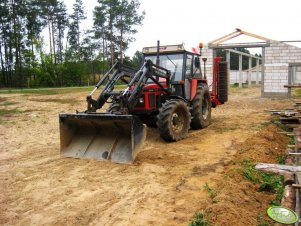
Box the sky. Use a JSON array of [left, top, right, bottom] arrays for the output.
[[63, 0, 301, 56]]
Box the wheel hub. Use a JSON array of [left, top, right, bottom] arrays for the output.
[[171, 112, 184, 132]]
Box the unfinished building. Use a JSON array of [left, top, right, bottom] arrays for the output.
[[201, 29, 301, 98]]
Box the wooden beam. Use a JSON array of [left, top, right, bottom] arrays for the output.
[[288, 153, 301, 156], [210, 43, 270, 49], [226, 49, 262, 59], [255, 163, 301, 174], [284, 84, 301, 88], [215, 33, 242, 45], [209, 30, 240, 45], [292, 184, 301, 188], [239, 29, 271, 41]]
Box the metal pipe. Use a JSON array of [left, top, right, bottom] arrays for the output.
[[156, 40, 160, 66]]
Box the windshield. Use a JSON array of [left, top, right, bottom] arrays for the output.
[[144, 54, 184, 81]]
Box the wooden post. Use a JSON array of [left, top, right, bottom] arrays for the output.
[[239, 54, 242, 88]]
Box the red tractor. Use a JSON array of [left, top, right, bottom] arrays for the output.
[[59, 42, 228, 163]]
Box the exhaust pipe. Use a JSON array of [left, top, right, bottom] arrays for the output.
[[59, 113, 146, 164]]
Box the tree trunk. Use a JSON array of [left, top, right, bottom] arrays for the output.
[[8, 30, 13, 87], [0, 40, 6, 87], [109, 21, 114, 66], [58, 29, 63, 64], [120, 29, 123, 63], [31, 37, 35, 80], [51, 20, 56, 64], [76, 19, 80, 62], [48, 14, 53, 63]]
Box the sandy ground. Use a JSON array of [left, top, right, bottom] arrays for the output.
[[0, 86, 294, 225]]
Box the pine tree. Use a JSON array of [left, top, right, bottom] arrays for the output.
[[68, 0, 86, 62], [115, 0, 145, 63], [93, 0, 145, 65], [53, 1, 68, 64]]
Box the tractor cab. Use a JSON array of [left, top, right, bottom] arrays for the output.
[[142, 43, 202, 82], [138, 43, 204, 105]]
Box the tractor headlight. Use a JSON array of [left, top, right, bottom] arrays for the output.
[[139, 97, 144, 104]]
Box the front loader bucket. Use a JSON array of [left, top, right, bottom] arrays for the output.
[[59, 113, 146, 164]]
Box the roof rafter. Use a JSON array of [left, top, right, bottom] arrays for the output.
[[209, 28, 271, 47]]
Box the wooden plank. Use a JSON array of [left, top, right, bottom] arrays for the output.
[[209, 30, 240, 44], [288, 153, 301, 156], [292, 184, 301, 188], [264, 109, 295, 112], [216, 33, 241, 44], [284, 84, 301, 88], [255, 163, 301, 174], [240, 29, 271, 41], [286, 124, 301, 129], [279, 132, 294, 136]]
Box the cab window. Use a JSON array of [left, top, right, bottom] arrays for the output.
[[185, 54, 193, 77]]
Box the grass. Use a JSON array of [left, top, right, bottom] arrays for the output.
[[213, 125, 239, 134], [204, 183, 217, 200], [276, 154, 286, 164], [0, 108, 33, 116], [0, 96, 18, 106], [0, 97, 7, 102], [0, 85, 127, 95], [189, 212, 209, 226], [0, 108, 34, 124], [0, 101, 17, 106], [28, 98, 80, 105], [257, 213, 273, 226], [239, 159, 284, 206], [292, 88, 301, 98]]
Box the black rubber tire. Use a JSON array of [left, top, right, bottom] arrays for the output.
[[190, 83, 212, 129], [217, 62, 228, 103], [106, 102, 121, 113], [157, 100, 191, 142]]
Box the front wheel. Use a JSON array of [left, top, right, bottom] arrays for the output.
[[106, 102, 121, 113], [157, 100, 191, 142]]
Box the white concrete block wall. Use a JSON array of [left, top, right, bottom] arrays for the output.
[[264, 40, 301, 97], [229, 71, 260, 84]]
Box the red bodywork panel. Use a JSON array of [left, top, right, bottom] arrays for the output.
[[132, 83, 167, 111]]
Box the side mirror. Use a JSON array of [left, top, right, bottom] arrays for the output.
[[194, 57, 201, 68]]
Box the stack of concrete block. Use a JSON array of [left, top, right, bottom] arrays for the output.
[[264, 40, 301, 98], [201, 44, 213, 89]]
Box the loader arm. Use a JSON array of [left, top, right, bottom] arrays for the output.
[[86, 61, 136, 112], [124, 60, 171, 110]]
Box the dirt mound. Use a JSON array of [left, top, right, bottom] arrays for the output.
[[235, 124, 288, 163], [203, 125, 288, 226]]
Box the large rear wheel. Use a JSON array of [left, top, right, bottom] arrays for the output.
[[190, 83, 212, 129], [157, 100, 191, 142]]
